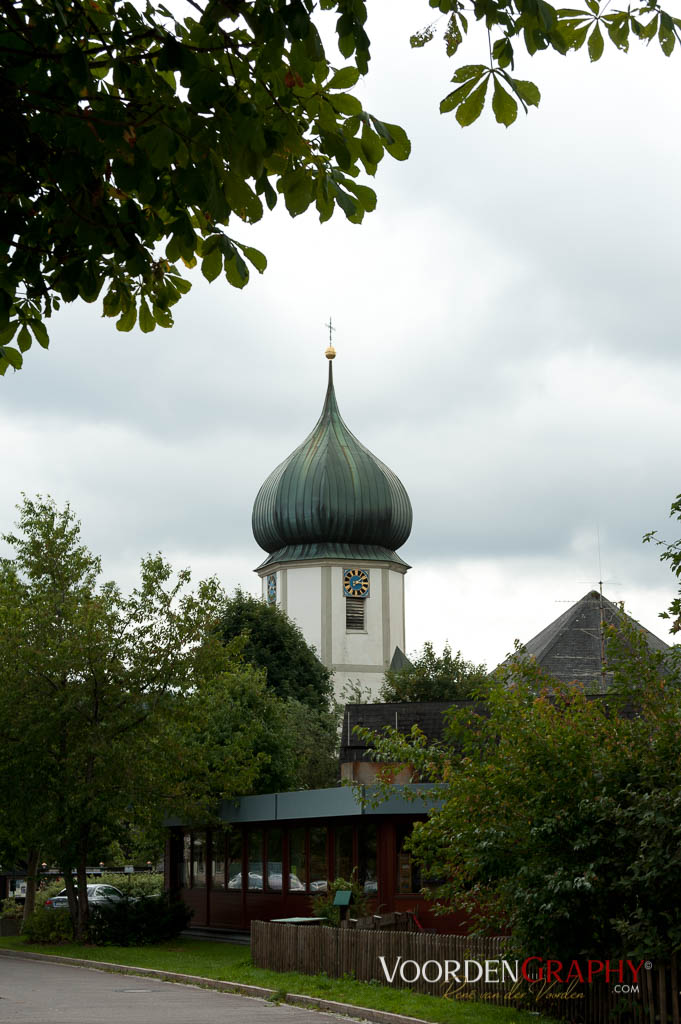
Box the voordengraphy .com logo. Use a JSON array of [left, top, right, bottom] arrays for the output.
[[378, 956, 650, 1001]]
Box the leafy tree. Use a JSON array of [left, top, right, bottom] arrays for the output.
[[177, 652, 338, 800], [0, 496, 271, 938], [2, 0, 677, 374], [258, 696, 340, 790], [379, 640, 487, 702], [217, 588, 333, 710], [216, 590, 339, 787], [365, 661, 681, 960], [0, 0, 409, 374]]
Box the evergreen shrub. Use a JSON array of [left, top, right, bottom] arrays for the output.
[[22, 906, 74, 943], [0, 897, 24, 920], [86, 893, 192, 946]]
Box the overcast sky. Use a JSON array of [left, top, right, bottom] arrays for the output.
[[3, 1, 681, 669]]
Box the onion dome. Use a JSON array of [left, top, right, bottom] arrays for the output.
[[253, 353, 412, 569]]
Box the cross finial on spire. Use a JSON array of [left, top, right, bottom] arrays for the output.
[[325, 316, 336, 360]]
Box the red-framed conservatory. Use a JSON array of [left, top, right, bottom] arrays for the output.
[[165, 785, 468, 933]]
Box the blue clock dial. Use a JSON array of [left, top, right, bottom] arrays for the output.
[[343, 568, 370, 598]]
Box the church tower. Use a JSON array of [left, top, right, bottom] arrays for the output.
[[252, 345, 413, 698]]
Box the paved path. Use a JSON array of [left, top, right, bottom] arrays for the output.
[[0, 957, 344, 1024]]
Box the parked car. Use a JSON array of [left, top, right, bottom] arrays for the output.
[[227, 871, 263, 890], [265, 873, 306, 892], [226, 872, 306, 892], [45, 884, 125, 909]]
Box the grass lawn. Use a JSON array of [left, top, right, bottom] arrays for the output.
[[0, 935, 551, 1024]]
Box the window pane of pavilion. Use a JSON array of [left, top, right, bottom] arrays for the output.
[[192, 832, 206, 888], [266, 829, 283, 891], [334, 824, 353, 881], [212, 831, 225, 889], [227, 830, 243, 890], [396, 824, 420, 894], [247, 830, 263, 890], [309, 827, 327, 892], [358, 823, 377, 895], [289, 828, 306, 891], [181, 833, 191, 887]]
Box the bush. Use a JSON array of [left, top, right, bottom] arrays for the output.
[[86, 893, 192, 946], [0, 897, 24, 920], [37, 879, 67, 904], [22, 906, 74, 943], [97, 872, 164, 899], [312, 874, 370, 927]]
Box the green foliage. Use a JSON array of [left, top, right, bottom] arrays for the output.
[[251, 697, 340, 792], [367, 655, 681, 960], [0, 496, 289, 936], [3, 0, 677, 371], [97, 873, 164, 899], [0, 898, 24, 921], [426, 0, 681, 127], [605, 604, 679, 696], [218, 589, 333, 710], [175, 661, 337, 806], [23, 892, 190, 945], [0, 0, 410, 373], [379, 641, 488, 702], [212, 591, 340, 791], [312, 873, 371, 926], [86, 894, 192, 946], [22, 906, 74, 944], [172, 660, 279, 821]]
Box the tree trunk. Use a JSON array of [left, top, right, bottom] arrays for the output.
[[21, 847, 40, 928], [62, 866, 79, 935], [75, 855, 88, 941], [74, 826, 91, 942]]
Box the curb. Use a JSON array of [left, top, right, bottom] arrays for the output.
[[0, 949, 429, 1024]]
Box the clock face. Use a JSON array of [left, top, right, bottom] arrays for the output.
[[343, 568, 370, 598], [267, 574, 277, 605]]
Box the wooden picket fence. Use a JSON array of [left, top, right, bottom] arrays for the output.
[[251, 921, 680, 1023]]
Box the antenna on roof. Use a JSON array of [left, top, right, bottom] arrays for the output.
[[597, 525, 606, 693], [576, 526, 621, 693]]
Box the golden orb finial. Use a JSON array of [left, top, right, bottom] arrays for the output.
[[325, 344, 336, 360]]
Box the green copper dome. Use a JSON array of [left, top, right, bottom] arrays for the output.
[[252, 361, 412, 567]]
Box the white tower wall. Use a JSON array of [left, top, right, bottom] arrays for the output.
[[260, 560, 406, 701]]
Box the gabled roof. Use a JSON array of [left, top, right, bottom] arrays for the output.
[[520, 590, 669, 691]]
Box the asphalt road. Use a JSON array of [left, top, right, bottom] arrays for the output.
[[0, 957, 344, 1024]]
